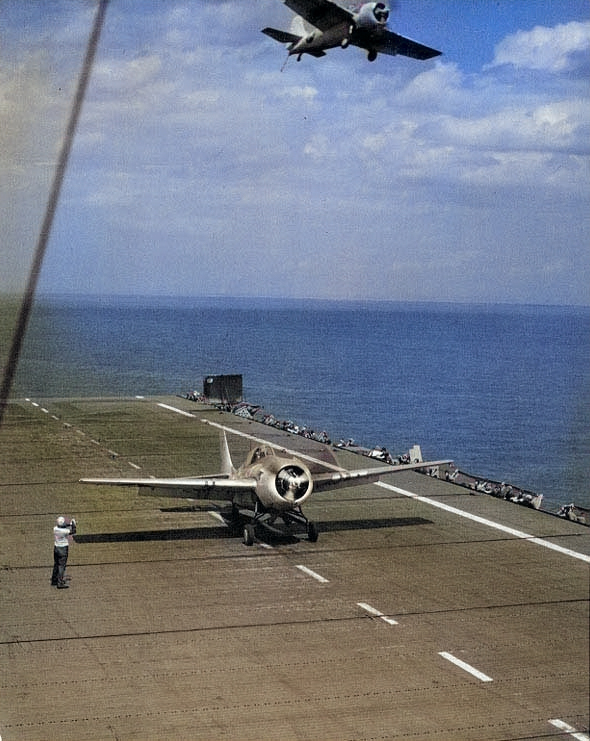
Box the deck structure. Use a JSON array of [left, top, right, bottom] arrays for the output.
[[1, 396, 588, 740]]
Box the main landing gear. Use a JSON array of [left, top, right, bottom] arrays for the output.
[[243, 522, 256, 547], [341, 23, 355, 49], [238, 503, 319, 546]]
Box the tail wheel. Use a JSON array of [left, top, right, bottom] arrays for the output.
[[243, 523, 256, 546], [307, 521, 319, 543]]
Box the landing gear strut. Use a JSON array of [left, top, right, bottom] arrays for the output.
[[342, 23, 355, 49], [240, 503, 319, 546], [242, 501, 266, 546], [307, 520, 319, 543], [284, 507, 319, 543]]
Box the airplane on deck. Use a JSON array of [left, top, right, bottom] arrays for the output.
[[81, 428, 451, 545], [262, 0, 441, 65]]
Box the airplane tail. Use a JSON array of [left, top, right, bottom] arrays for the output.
[[261, 27, 301, 45], [220, 431, 236, 476]]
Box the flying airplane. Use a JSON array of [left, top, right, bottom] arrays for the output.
[[262, 0, 441, 65], [81, 427, 450, 545]]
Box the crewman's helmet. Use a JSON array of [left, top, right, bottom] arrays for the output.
[[56, 516, 66, 526]]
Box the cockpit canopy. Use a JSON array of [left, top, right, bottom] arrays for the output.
[[244, 445, 277, 466]]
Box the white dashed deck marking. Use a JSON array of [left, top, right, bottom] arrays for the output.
[[439, 652, 493, 682], [357, 602, 398, 625], [548, 719, 590, 740], [295, 565, 329, 583]]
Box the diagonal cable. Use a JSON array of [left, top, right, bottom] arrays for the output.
[[0, 0, 110, 426]]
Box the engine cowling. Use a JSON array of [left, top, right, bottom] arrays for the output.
[[353, 2, 390, 30], [255, 460, 314, 511]]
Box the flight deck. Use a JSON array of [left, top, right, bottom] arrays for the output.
[[1, 395, 588, 740]]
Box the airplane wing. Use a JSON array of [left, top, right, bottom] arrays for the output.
[[312, 459, 452, 493], [358, 28, 442, 60], [284, 0, 351, 31], [80, 476, 257, 500]]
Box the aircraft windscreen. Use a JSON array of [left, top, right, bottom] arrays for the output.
[[248, 446, 276, 464]]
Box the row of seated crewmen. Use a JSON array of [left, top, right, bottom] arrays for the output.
[[184, 393, 422, 463]]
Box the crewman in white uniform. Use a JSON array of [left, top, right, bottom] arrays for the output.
[[51, 516, 76, 588]]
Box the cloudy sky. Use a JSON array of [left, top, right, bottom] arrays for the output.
[[2, 0, 589, 304]]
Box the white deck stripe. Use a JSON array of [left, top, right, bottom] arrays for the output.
[[296, 565, 329, 583], [357, 602, 398, 625], [439, 652, 493, 682], [549, 719, 590, 741], [377, 482, 590, 564], [203, 419, 590, 564], [157, 403, 195, 417]]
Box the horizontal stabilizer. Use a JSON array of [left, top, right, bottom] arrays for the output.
[[262, 27, 301, 44]]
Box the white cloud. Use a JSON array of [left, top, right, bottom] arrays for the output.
[[489, 20, 590, 73], [434, 98, 589, 154], [303, 133, 336, 159], [278, 84, 318, 101], [0, 52, 75, 292], [94, 55, 163, 92]]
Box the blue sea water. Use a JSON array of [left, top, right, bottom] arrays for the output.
[[13, 295, 590, 510]]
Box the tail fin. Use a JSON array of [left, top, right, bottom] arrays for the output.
[[220, 432, 236, 476]]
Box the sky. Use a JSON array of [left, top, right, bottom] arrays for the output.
[[1, 0, 589, 305]]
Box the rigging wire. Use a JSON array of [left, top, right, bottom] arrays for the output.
[[0, 0, 110, 427]]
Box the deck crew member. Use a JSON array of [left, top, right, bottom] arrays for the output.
[[51, 516, 76, 588]]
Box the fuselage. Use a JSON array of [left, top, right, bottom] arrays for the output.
[[288, 2, 390, 58], [289, 22, 350, 56]]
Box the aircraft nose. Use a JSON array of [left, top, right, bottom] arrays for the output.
[[375, 3, 389, 23], [276, 466, 311, 503]]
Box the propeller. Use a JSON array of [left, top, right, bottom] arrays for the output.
[[373, 2, 389, 23], [276, 466, 311, 502]]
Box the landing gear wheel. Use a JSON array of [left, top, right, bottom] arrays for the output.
[[307, 521, 319, 543], [243, 523, 256, 546], [367, 50, 377, 62]]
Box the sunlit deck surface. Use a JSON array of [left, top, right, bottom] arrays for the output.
[[1, 396, 588, 741]]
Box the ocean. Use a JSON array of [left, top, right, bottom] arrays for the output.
[[11, 295, 590, 511]]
